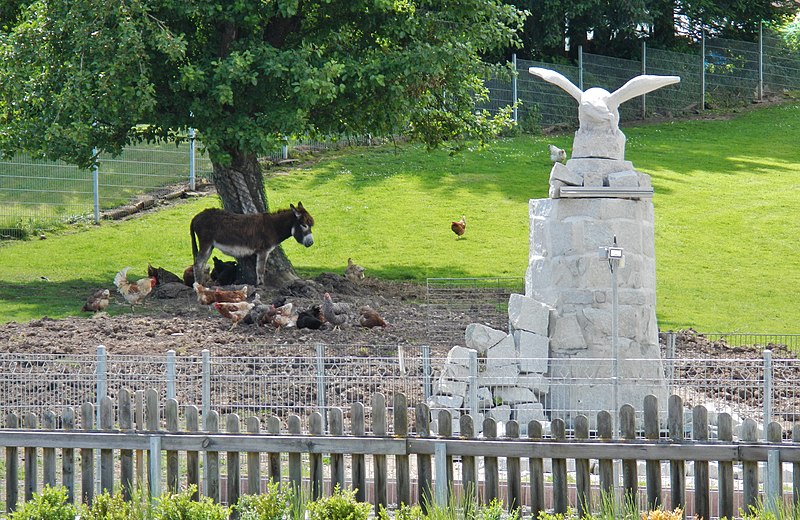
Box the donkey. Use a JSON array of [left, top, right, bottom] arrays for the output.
[[190, 202, 314, 286]]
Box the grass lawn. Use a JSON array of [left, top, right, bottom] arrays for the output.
[[0, 102, 798, 333]]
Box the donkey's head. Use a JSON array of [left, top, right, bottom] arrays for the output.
[[290, 202, 315, 247]]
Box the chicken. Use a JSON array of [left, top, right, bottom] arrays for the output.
[[183, 265, 209, 287], [322, 292, 349, 330], [549, 144, 567, 163], [213, 285, 249, 303], [345, 258, 366, 284], [265, 302, 295, 329], [359, 305, 388, 329], [211, 256, 238, 286], [451, 215, 466, 239], [213, 301, 255, 328], [193, 282, 218, 305], [113, 267, 156, 309], [147, 263, 182, 285], [297, 305, 324, 330], [81, 289, 110, 313]]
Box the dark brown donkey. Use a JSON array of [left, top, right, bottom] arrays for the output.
[[190, 202, 315, 286]]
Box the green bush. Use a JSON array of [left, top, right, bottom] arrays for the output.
[[7, 485, 84, 520], [153, 485, 228, 520], [305, 486, 370, 520], [233, 482, 293, 520], [84, 491, 135, 520]]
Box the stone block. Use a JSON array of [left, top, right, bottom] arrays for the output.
[[549, 314, 587, 353], [465, 387, 493, 409], [583, 169, 604, 187], [549, 179, 564, 198], [465, 323, 506, 354], [478, 364, 519, 386], [516, 331, 549, 373], [435, 378, 467, 397], [428, 394, 464, 409], [550, 162, 582, 186], [494, 386, 536, 405], [607, 170, 639, 188], [442, 363, 469, 380], [508, 294, 550, 335], [515, 402, 546, 426], [446, 345, 474, 367], [486, 405, 512, 423], [516, 373, 549, 393], [486, 335, 516, 368]]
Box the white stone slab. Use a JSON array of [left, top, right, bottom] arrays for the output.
[[446, 345, 474, 367], [428, 394, 464, 409], [465, 323, 507, 354], [516, 373, 549, 393], [607, 170, 639, 188], [550, 162, 582, 186], [494, 386, 536, 405], [508, 294, 550, 335], [435, 378, 467, 397], [516, 331, 550, 373], [479, 364, 519, 386], [486, 405, 512, 423], [549, 313, 587, 353], [486, 335, 516, 368], [515, 402, 546, 426]]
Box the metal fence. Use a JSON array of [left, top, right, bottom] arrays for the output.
[[486, 29, 800, 129]]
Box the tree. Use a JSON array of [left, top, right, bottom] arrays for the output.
[[0, 0, 525, 285]]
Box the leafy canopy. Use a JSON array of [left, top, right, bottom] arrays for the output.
[[0, 0, 526, 168]]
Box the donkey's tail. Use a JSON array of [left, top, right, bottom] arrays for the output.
[[190, 220, 199, 258]]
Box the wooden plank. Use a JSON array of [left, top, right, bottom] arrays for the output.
[[461, 415, 477, 503], [643, 395, 661, 511], [166, 398, 180, 493], [717, 413, 734, 520], [794, 424, 800, 507], [145, 389, 159, 500], [134, 390, 145, 489], [767, 421, 783, 495], [351, 403, 366, 503], [328, 409, 344, 492], [506, 421, 521, 514], [100, 396, 114, 495], [528, 420, 545, 517], [574, 415, 591, 518], [393, 394, 410, 507], [438, 410, 453, 485], [693, 405, 710, 520], [42, 411, 57, 488], [309, 412, 323, 500], [246, 416, 261, 495], [287, 415, 302, 493], [741, 418, 759, 511], [373, 393, 388, 513], [119, 389, 134, 501], [551, 418, 567, 515], [266, 416, 282, 485], [226, 414, 241, 508], [597, 411, 614, 502], [416, 403, 432, 513], [24, 413, 37, 502], [620, 404, 637, 503], [62, 408, 75, 504], [6, 412, 19, 513], [668, 395, 685, 516], [81, 403, 94, 505], [484, 418, 499, 505], [205, 410, 220, 503], [186, 406, 200, 500]]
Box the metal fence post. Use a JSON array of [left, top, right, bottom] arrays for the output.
[[434, 442, 447, 507], [766, 449, 780, 517], [421, 345, 432, 401], [665, 332, 676, 395], [763, 349, 773, 438], [95, 345, 107, 495], [281, 137, 289, 161], [149, 435, 162, 499], [92, 148, 100, 224], [315, 343, 327, 432], [166, 350, 176, 400], [700, 31, 706, 111], [512, 53, 518, 123], [468, 350, 478, 419], [641, 40, 647, 119], [201, 349, 210, 497], [578, 45, 584, 91], [188, 128, 196, 191], [758, 22, 764, 101]]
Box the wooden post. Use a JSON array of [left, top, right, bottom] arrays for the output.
[[597, 411, 614, 501], [620, 404, 637, 507], [329, 408, 345, 491], [668, 395, 685, 516], [692, 405, 710, 520], [287, 415, 302, 493], [717, 413, 734, 519], [186, 406, 200, 500], [23, 413, 37, 502], [372, 393, 388, 511], [81, 403, 95, 505], [119, 389, 134, 501], [643, 395, 661, 511], [484, 418, 499, 505], [437, 410, 454, 485], [42, 411, 56, 488], [741, 418, 759, 512], [145, 389, 160, 499], [415, 403, 433, 512], [62, 408, 76, 503], [551, 418, 567, 515], [205, 410, 220, 503], [793, 424, 800, 506], [528, 420, 545, 516], [134, 390, 145, 489], [246, 416, 261, 495], [394, 394, 410, 507], [506, 420, 521, 514], [460, 415, 477, 503], [227, 414, 241, 508], [6, 412, 19, 513], [766, 421, 784, 515], [309, 412, 323, 500], [266, 416, 282, 485], [166, 398, 180, 493], [99, 396, 115, 495], [351, 402, 366, 501], [574, 415, 591, 518]]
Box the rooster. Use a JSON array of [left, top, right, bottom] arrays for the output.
[[359, 306, 388, 329], [213, 301, 255, 328], [297, 305, 324, 330], [549, 144, 567, 163], [451, 215, 466, 239], [81, 289, 110, 313], [114, 267, 156, 309], [193, 282, 218, 305], [322, 292, 349, 330], [345, 258, 366, 284]]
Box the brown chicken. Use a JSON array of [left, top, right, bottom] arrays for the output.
[[322, 292, 349, 330], [265, 302, 295, 329], [193, 282, 218, 305], [345, 258, 365, 283], [183, 265, 209, 287], [451, 215, 466, 239], [214, 285, 249, 303], [359, 306, 388, 328], [114, 267, 156, 308], [81, 289, 110, 313], [213, 301, 255, 328]]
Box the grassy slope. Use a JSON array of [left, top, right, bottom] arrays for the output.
[[0, 103, 797, 332]]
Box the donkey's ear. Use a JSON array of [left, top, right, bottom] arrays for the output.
[[297, 201, 304, 210], [291, 203, 300, 217]]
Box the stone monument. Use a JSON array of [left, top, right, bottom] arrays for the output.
[[428, 70, 680, 433]]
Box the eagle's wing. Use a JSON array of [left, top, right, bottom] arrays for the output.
[[607, 75, 680, 109], [528, 67, 583, 102]]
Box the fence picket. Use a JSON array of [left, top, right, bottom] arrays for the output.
[[247, 416, 261, 495], [484, 418, 499, 505], [741, 417, 759, 511], [643, 395, 661, 511], [119, 389, 134, 501], [287, 415, 301, 492], [329, 408, 344, 491], [351, 403, 366, 502], [437, 410, 453, 485], [166, 398, 179, 493], [668, 395, 685, 514], [620, 404, 637, 503], [6, 412, 19, 512], [794, 424, 800, 505], [528, 420, 545, 516], [574, 415, 590, 518], [506, 420, 521, 513], [718, 413, 734, 519], [266, 416, 281, 485], [461, 415, 477, 502], [309, 412, 323, 500], [206, 410, 220, 503], [372, 393, 388, 512], [186, 405, 200, 499], [693, 405, 710, 520], [100, 396, 114, 495], [62, 408, 75, 503], [415, 402, 432, 513], [80, 403, 94, 505], [23, 413, 37, 501], [42, 411, 56, 488], [551, 418, 567, 514], [226, 414, 241, 506], [393, 394, 410, 507]]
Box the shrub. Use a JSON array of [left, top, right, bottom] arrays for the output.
[[83, 491, 134, 520], [233, 482, 293, 520], [7, 485, 84, 520], [153, 485, 228, 520], [305, 486, 370, 520]]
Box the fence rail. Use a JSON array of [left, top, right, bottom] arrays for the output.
[[2, 390, 799, 519]]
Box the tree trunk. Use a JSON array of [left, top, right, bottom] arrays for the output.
[[210, 151, 299, 288]]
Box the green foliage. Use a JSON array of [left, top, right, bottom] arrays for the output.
[[305, 486, 371, 520], [153, 486, 228, 520], [377, 503, 425, 520], [7, 485, 85, 520], [233, 483, 293, 520]]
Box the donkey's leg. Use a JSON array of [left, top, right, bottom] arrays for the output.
[[255, 250, 268, 286], [193, 245, 214, 284]]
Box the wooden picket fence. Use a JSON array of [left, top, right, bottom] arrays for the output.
[[3, 389, 800, 519]]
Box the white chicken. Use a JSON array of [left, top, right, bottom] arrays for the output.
[[549, 144, 567, 163]]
